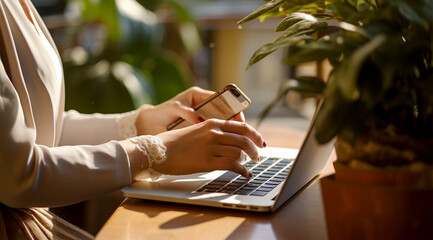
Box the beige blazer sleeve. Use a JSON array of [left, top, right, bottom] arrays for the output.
[[0, 0, 132, 208], [60, 110, 126, 146]]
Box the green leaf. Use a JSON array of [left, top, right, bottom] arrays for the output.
[[334, 34, 386, 101], [285, 40, 342, 65], [237, 0, 286, 24], [314, 88, 347, 143], [328, 0, 361, 24], [276, 12, 323, 32], [246, 12, 327, 69], [261, 0, 326, 20], [246, 35, 313, 70], [276, 17, 327, 41], [288, 76, 326, 96], [313, 12, 336, 20], [338, 21, 371, 39]]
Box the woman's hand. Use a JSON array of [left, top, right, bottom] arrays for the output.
[[134, 86, 245, 135], [152, 119, 265, 178]]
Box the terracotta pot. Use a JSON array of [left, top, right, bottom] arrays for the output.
[[333, 161, 433, 187], [321, 162, 433, 239]]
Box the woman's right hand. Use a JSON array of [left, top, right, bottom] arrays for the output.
[[151, 119, 265, 179], [134, 87, 214, 135]]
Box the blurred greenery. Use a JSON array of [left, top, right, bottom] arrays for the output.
[[61, 0, 202, 114]]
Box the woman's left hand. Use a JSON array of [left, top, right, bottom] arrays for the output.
[[134, 86, 245, 135]]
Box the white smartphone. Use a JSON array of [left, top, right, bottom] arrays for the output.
[[167, 84, 251, 130]]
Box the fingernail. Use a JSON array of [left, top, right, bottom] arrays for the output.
[[263, 141, 267, 147], [249, 172, 253, 179], [196, 117, 204, 123], [257, 157, 260, 162]]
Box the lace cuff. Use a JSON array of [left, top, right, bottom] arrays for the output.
[[129, 135, 167, 181], [116, 105, 150, 139]]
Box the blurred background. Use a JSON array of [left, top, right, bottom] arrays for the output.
[[34, 0, 316, 234]]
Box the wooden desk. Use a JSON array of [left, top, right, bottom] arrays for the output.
[[96, 124, 335, 239]]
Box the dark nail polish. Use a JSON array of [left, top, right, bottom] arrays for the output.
[[263, 141, 267, 147], [196, 117, 204, 123], [249, 172, 253, 178]]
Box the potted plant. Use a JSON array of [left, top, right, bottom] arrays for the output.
[[238, 0, 433, 238]]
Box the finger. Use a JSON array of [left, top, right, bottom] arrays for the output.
[[219, 120, 265, 148], [231, 112, 245, 122], [190, 87, 215, 106], [212, 145, 245, 163], [169, 101, 200, 124], [216, 131, 260, 163], [212, 156, 252, 179], [175, 87, 215, 107]]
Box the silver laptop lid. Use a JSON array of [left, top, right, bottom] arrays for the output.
[[271, 102, 335, 211]]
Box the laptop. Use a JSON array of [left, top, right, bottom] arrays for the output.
[[122, 104, 335, 212]]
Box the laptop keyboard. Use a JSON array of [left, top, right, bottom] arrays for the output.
[[195, 157, 294, 196]]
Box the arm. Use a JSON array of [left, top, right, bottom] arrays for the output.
[[0, 63, 132, 208], [59, 110, 126, 146]]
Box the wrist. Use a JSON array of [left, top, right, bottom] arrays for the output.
[[127, 135, 168, 181], [135, 105, 154, 136]]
